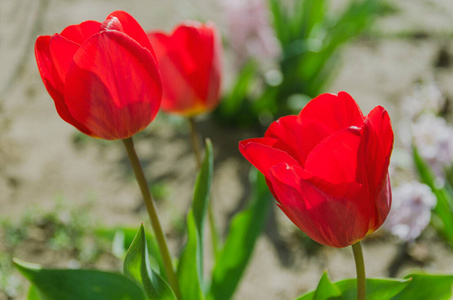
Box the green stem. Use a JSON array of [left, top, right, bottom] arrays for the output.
[[352, 241, 366, 300], [122, 137, 181, 299], [187, 117, 220, 257]]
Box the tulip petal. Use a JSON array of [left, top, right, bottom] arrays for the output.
[[103, 11, 157, 60], [64, 30, 161, 140], [265, 115, 305, 164], [239, 138, 300, 179], [35, 36, 93, 136], [269, 163, 368, 247], [296, 92, 365, 165], [60, 20, 101, 45], [357, 106, 394, 194], [304, 126, 362, 184], [49, 35, 80, 84], [357, 107, 393, 229], [148, 23, 221, 116]]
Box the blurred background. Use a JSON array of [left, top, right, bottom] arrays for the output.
[[1, 0, 453, 299]]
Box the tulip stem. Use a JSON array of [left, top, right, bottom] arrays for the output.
[[188, 117, 220, 258], [352, 241, 366, 300], [122, 137, 181, 299]]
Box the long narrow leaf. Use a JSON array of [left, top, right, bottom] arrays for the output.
[[95, 227, 165, 280], [393, 273, 453, 300], [177, 211, 205, 300], [192, 138, 214, 281], [297, 273, 410, 300], [123, 225, 176, 300], [14, 259, 147, 300]]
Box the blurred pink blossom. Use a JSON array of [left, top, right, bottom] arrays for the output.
[[411, 113, 453, 180], [401, 80, 445, 120], [384, 181, 436, 241], [222, 0, 280, 66]]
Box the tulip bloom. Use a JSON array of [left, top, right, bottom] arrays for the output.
[[239, 92, 394, 248], [148, 22, 222, 117], [35, 11, 162, 140]]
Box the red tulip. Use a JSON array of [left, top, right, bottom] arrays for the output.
[[35, 11, 161, 140], [148, 22, 222, 117], [239, 92, 394, 248]]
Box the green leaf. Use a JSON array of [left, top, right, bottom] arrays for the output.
[[27, 284, 42, 300], [392, 273, 453, 300], [336, 278, 410, 300], [123, 224, 176, 300], [296, 272, 341, 300], [314, 272, 342, 300], [14, 259, 147, 300], [296, 274, 410, 300], [192, 138, 213, 272], [177, 211, 204, 300], [209, 171, 272, 300], [95, 227, 165, 279]]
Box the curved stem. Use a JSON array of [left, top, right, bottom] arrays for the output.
[[352, 241, 366, 300], [122, 137, 181, 299], [187, 117, 220, 257]]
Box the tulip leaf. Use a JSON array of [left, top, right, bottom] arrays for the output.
[[296, 272, 341, 300], [14, 259, 147, 300], [313, 272, 342, 300], [27, 285, 42, 300], [392, 273, 453, 300], [192, 138, 213, 278], [208, 171, 272, 300], [95, 227, 165, 279], [335, 278, 410, 300], [296, 273, 410, 300], [177, 210, 204, 300], [123, 224, 176, 300]]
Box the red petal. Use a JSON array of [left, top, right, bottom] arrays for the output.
[[148, 22, 221, 116], [103, 11, 157, 60], [49, 35, 80, 84], [356, 106, 394, 194], [35, 35, 93, 136], [239, 138, 300, 179], [356, 106, 393, 230], [64, 30, 161, 140], [296, 92, 365, 165], [265, 115, 305, 164], [60, 20, 101, 45], [304, 126, 362, 184], [269, 163, 368, 248]]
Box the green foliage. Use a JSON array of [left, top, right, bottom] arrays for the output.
[[208, 171, 272, 300], [14, 259, 147, 300], [192, 138, 214, 274], [296, 272, 410, 300], [177, 211, 205, 300], [216, 0, 388, 127], [27, 285, 42, 300], [95, 227, 165, 278], [297, 272, 453, 300], [123, 225, 175, 300], [313, 272, 342, 300], [393, 273, 453, 300], [176, 139, 213, 300], [412, 145, 453, 246]]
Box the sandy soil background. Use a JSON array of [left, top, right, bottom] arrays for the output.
[[1, 0, 453, 299]]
